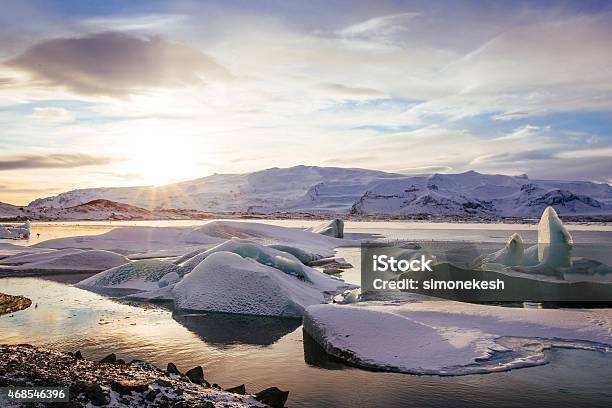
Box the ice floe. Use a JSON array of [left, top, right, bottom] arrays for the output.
[[35, 220, 351, 258], [1, 250, 128, 274], [78, 259, 181, 291], [303, 298, 612, 375], [0, 221, 30, 240], [172, 252, 333, 317]]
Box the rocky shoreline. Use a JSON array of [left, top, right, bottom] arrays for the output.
[[0, 293, 32, 315], [0, 344, 289, 407]]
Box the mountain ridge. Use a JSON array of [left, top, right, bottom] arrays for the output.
[[22, 166, 612, 217]]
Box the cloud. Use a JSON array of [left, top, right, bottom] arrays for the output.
[[28, 107, 75, 122], [470, 149, 555, 165], [0, 154, 113, 170], [338, 12, 423, 41], [6, 31, 230, 96], [317, 82, 386, 98]]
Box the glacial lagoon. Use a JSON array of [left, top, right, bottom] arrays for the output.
[[1, 220, 612, 407]]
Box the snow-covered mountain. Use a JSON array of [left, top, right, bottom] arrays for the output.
[[28, 166, 612, 217], [1, 199, 211, 221]]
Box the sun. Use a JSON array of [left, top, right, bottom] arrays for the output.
[[116, 136, 203, 186]]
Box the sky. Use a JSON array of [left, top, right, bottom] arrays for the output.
[[0, 0, 611, 205]]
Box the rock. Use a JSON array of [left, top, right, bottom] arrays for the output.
[[185, 366, 205, 385], [201, 402, 215, 408], [255, 387, 289, 408], [110, 379, 150, 395], [116, 358, 126, 365], [84, 383, 109, 406], [145, 389, 160, 401], [225, 384, 246, 395], [99, 353, 116, 364], [154, 378, 173, 388], [74, 350, 83, 360], [167, 362, 181, 375]]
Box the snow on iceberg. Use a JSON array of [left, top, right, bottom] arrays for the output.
[[3, 250, 128, 273], [35, 220, 351, 258], [172, 252, 330, 317], [178, 238, 312, 281], [0, 248, 84, 265], [309, 219, 344, 238], [77, 259, 181, 291], [267, 244, 324, 264], [303, 299, 612, 375]]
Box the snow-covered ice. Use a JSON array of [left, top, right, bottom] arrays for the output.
[[0, 248, 85, 265], [0, 221, 30, 240], [303, 298, 612, 375], [172, 252, 332, 317], [35, 220, 352, 258], [77, 259, 181, 291], [309, 219, 344, 238], [1, 250, 128, 274], [178, 238, 313, 281]]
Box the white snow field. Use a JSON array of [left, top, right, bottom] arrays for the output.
[[172, 252, 340, 317], [34, 220, 352, 258], [0, 250, 128, 274], [303, 299, 612, 375]]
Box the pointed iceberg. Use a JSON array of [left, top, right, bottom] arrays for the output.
[[537, 206, 573, 268]]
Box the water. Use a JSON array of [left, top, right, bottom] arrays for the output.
[[1, 221, 612, 407]]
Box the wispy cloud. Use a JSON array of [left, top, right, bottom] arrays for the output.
[[0, 154, 114, 171], [28, 107, 75, 122]]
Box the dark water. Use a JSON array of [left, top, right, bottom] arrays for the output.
[[2, 276, 612, 408]]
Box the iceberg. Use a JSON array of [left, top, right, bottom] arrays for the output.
[[521, 244, 540, 267], [309, 219, 344, 238], [0, 248, 84, 266], [77, 259, 181, 291], [2, 250, 128, 274], [178, 238, 310, 281], [0, 220, 30, 240], [474, 233, 524, 268], [303, 299, 612, 375], [158, 271, 181, 288], [537, 206, 573, 268], [267, 244, 324, 264], [172, 252, 329, 317], [36, 220, 351, 258]]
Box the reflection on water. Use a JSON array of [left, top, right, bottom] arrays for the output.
[[173, 312, 301, 347], [2, 220, 612, 407], [2, 277, 612, 407]]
